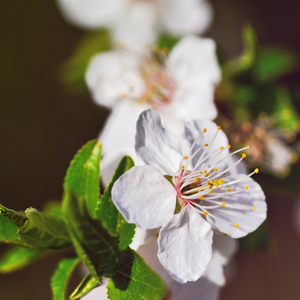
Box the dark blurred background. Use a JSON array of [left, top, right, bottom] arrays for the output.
[[0, 0, 300, 299]]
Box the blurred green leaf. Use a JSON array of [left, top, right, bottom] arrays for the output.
[[223, 24, 258, 78], [43, 201, 64, 219], [0, 246, 47, 273], [18, 208, 72, 250], [254, 47, 297, 84], [233, 103, 253, 122], [96, 156, 136, 249], [156, 34, 180, 52], [63, 192, 118, 281], [61, 29, 111, 93], [107, 248, 167, 300], [51, 256, 80, 300], [272, 86, 300, 131], [231, 84, 258, 104], [70, 273, 99, 300], [64, 140, 102, 219]]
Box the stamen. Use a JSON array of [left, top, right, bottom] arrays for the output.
[[221, 202, 226, 207], [253, 206, 257, 210], [203, 128, 207, 133], [217, 126, 221, 130], [234, 223, 239, 227], [245, 185, 248, 189], [203, 210, 208, 216]]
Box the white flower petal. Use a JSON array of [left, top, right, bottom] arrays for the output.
[[158, 206, 213, 283], [171, 277, 220, 300], [171, 85, 217, 122], [184, 119, 230, 170], [111, 2, 157, 53], [206, 174, 267, 238], [56, 0, 127, 29], [135, 109, 183, 175], [112, 165, 176, 229], [137, 236, 174, 289], [167, 35, 221, 87], [159, 0, 213, 36], [203, 233, 238, 286], [85, 51, 144, 108]]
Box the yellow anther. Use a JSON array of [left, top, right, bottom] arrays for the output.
[[221, 202, 226, 207], [245, 185, 248, 190], [254, 168, 259, 173], [227, 188, 232, 192], [200, 195, 204, 200], [161, 47, 169, 54], [253, 206, 257, 210], [217, 126, 221, 130], [220, 147, 224, 150], [209, 190, 213, 194], [156, 232, 159, 238], [121, 93, 128, 98], [219, 179, 224, 184], [214, 179, 219, 183], [227, 144, 231, 149], [242, 154, 247, 158], [199, 171, 203, 174], [247, 145, 251, 149], [181, 165, 185, 169], [204, 143, 208, 147], [203, 128, 207, 133], [203, 211, 208, 216], [234, 223, 239, 227], [214, 168, 218, 172], [216, 185, 219, 189], [205, 173, 210, 177], [223, 233, 228, 236], [183, 156, 188, 160], [194, 177, 200, 182], [204, 170, 207, 173]]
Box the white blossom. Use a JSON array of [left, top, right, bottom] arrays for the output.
[[86, 36, 221, 186], [112, 109, 267, 283], [56, 0, 213, 52]]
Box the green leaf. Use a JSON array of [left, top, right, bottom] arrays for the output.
[[61, 29, 111, 93], [0, 204, 27, 227], [96, 156, 136, 249], [51, 256, 80, 300], [63, 192, 118, 281], [0, 214, 26, 246], [64, 140, 102, 219], [0, 246, 47, 273], [271, 86, 300, 131], [18, 208, 72, 250], [254, 47, 297, 84], [70, 273, 99, 300], [107, 248, 167, 300], [43, 200, 64, 219], [223, 24, 258, 78], [156, 34, 180, 52], [231, 84, 258, 104]]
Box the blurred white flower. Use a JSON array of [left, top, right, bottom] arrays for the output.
[[86, 36, 221, 186], [112, 109, 266, 283], [81, 233, 238, 300], [56, 0, 213, 52]]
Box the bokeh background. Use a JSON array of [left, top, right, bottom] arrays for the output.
[[1, 0, 300, 299]]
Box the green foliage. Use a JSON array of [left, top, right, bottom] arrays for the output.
[[0, 214, 27, 246], [61, 29, 111, 93], [63, 192, 118, 281], [107, 248, 167, 300], [156, 34, 180, 52], [43, 200, 64, 219], [223, 24, 258, 78], [254, 47, 297, 84], [0, 246, 47, 273], [51, 256, 80, 300], [70, 273, 99, 300], [231, 84, 258, 104], [96, 156, 136, 249], [18, 208, 72, 250], [64, 140, 102, 219], [272, 86, 300, 131], [0, 204, 27, 227]]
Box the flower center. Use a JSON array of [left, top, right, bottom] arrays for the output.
[[171, 126, 258, 228], [138, 55, 176, 108]]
